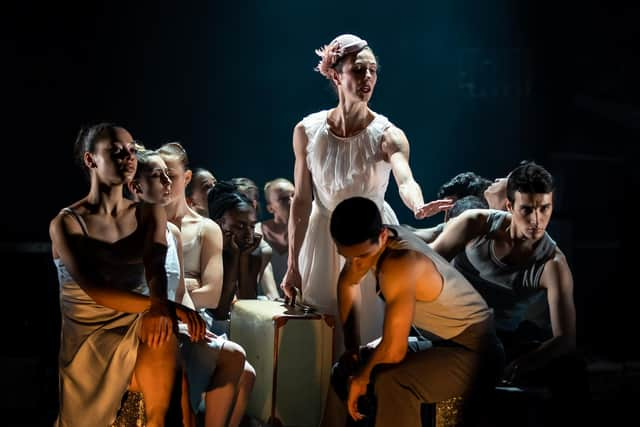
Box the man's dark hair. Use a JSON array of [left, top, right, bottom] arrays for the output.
[[506, 162, 554, 204], [437, 171, 491, 200], [449, 195, 488, 219], [330, 197, 383, 246]]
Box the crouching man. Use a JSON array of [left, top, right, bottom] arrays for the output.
[[329, 197, 503, 426]]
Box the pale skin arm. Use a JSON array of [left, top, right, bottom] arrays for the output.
[[282, 122, 313, 297], [187, 219, 224, 310], [347, 254, 423, 422], [504, 250, 577, 381], [337, 259, 371, 352], [381, 127, 454, 219]]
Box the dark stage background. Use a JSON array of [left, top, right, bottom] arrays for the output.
[[2, 1, 638, 425]]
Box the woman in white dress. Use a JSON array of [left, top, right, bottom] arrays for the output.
[[281, 34, 453, 346]]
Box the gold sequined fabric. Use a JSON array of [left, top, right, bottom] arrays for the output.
[[435, 396, 465, 427], [111, 391, 146, 427]]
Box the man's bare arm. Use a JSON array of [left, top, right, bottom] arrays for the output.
[[429, 209, 491, 261], [337, 260, 370, 352], [508, 249, 576, 378], [355, 254, 418, 382]]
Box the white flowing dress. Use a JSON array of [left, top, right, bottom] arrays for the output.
[[299, 110, 399, 344]]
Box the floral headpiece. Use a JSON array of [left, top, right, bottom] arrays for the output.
[[314, 34, 368, 79]]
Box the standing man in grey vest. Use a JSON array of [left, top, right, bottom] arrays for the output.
[[431, 162, 587, 423], [329, 197, 503, 426]]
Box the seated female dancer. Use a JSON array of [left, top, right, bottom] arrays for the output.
[[50, 123, 206, 427], [207, 181, 271, 316], [156, 143, 256, 427]]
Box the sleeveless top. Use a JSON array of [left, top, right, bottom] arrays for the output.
[[55, 208, 147, 295], [56, 208, 180, 300], [452, 210, 557, 331], [183, 218, 205, 280], [302, 110, 393, 215], [377, 225, 491, 341]]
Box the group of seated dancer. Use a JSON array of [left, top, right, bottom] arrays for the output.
[[51, 124, 298, 426], [51, 32, 587, 427]]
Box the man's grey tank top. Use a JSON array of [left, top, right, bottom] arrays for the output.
[[377, 225, 491, 341], [452, 210, 556, 332]]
